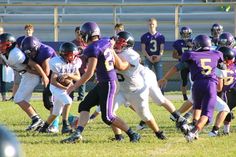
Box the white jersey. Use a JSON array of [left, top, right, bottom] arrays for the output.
[[0, 47, 27, 73], [49, 56, 82, 76], [49, 56, 82, 88], [117, 48, 145, 92]]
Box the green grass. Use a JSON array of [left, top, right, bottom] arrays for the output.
[[0, 93, 235, 157]]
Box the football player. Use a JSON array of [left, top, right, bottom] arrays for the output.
[[165, 35, 225, 142], [61, 22, 140, 143], [0, 33, 48, 131], [38, 42, 81, 134], [210, 23, 223, 47], [217, 46, 236, 135], [172, 26, 193, 101], [111, 31, 192, 140], [21, 36, 58, 132]]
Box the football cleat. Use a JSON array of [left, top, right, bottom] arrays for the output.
[[61, 124, 73, 134], [129, 132, 141, 143], [222, 130, 230, 135], [136, 121, 147, 131], [185, 132, 198, 142], [60, 131, 83, 143], [156, 131, 167, 140], [48, 125, 59, 133], [208, 130, 219, 137], [25, 118, 44, 131], [38, 127, 50, 133], [110, 135, 124, 142]]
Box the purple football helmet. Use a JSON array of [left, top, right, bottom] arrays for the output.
[[211, 23, 223, 37], [193, 34, 212, 51], [180, 26, 192, 40], [218, 32, 235, 48], [80, 22, 101, 43], [21, 36, 41, 56]]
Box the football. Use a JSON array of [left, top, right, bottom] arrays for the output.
[[57, 77, 72, 86]]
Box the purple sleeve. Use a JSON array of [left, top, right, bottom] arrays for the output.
[[84, 46, 98, 58], [181, 51, 191, 62], [172, 40, 178, 50], [140, 34, 146, 44], [159, 35, 165, 44]]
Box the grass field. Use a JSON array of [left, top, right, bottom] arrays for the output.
[[0, 92, 236, 157]]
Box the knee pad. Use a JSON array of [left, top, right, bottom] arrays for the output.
[[101, 114, 113, 125], [225, 112, 233, 122], [78, 101, 90, 113]]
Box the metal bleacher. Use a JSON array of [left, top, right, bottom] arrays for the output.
[[0, 0, 235, 42]]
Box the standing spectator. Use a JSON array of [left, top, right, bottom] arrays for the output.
[[0, 26, 7, 101], [9, 24, 35, 101], [114, 23, 125, 35], [141, 18, 165, 92], [172, 26, 193, 100], [71, 26, 87, 101], [61, 22, 140, 143]]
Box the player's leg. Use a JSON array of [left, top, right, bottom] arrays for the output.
[[223, 89, 236, 134], [14, 73, 43, 131], [130, 94, 167, 140], [185, 81, 216, 142], [39, 98, 63, 133], [180, 69, 189, 101], [61, 85, 99, 143], [96, 81, 140, 142], [209, 96, 229, 136], [61, 102, 73, 134]]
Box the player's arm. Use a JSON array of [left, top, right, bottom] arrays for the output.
[[160, 43, 164, 56], [50, 72, 68, 90], [158, 61, 189, 88], [112, 49, 130, 71], [27, 58, 49, 87], [67, 57, 97, 94], [141, 43, 152, 62], [41, 58, 51, 77], [217, 78, 223, 92], [67, 71, 81, 81], [172, 49, 181, 60]]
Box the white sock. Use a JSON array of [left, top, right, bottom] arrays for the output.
[[224, 124, 230, 133]]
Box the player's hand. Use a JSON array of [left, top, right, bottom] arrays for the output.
[[42, 76, 49, 88], [158, 78, 167, 89], [152, 55, 161, 62], [66, 84, 76, 95], [147, 56, 154, 63]]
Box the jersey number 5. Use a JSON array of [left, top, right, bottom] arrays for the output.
[[200, 59, 212, 75]]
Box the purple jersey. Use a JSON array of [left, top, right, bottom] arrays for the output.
[[140, 32, 165, 56], [16, 36, 25, 47], [222, 64, 236, 92], [181, 50, 224, 83], [210, 36, 219, 46], [172, 39, 192, 61], [33, 43, 57, 65], [83, 38, 117, 82]]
